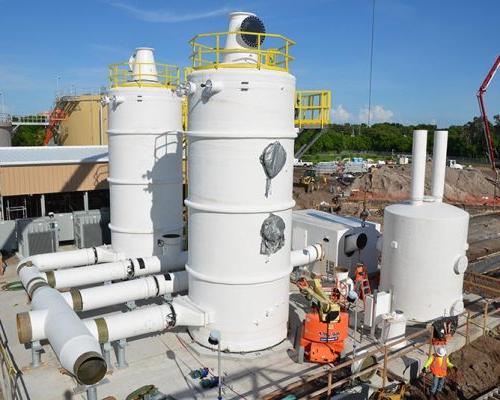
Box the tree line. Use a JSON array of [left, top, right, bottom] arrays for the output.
[[295, 115, 500, 159]]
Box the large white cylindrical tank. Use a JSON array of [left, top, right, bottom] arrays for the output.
[[107, 83, 183, 257], [186, 67, 296, 352], [380, 201, 469, 321]]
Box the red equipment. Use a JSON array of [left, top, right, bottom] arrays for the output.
[[300, 310, 349, 363], [297, 278, 349, 363], [477, 55, 500, 172]]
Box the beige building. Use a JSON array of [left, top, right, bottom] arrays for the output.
[[56, 95, 109, 146]]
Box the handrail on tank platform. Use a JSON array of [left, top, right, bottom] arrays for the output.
[[189, 31, 295, 72], [108, 62, 180, 89]]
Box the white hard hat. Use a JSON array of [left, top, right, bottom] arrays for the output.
[[437, 347, 446, 357]]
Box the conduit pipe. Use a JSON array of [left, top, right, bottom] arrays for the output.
[[291, 244, 324, 267], [410, 130, 428, 205], [431, 130, 448, 202], [61, 271, 188, 311], [19, 297, 207, 345], [21, 246, 123, 272], [17, 264, 106, 385], [43, 253, 187, 289]]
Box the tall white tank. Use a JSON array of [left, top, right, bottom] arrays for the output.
[[184, 13, 296, 351], [106, 48, 183, 258], [0, 114, 12, 147], [380, 130, 469, 322]]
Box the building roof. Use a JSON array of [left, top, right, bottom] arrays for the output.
[[0, 146, 108, 166]]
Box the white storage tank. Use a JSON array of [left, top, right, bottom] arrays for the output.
[[0, 114, 12, 147], [183, 12, 296, 351], [106, 48, 183, 258], [380, 130, 469, 322]]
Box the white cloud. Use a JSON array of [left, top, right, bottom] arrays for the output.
[[358, 105, 394, 123], [110, 2, 231, 23], [332, 104, 351, 123]]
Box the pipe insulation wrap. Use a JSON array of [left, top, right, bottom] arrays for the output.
[[290, 244, 324, 267], [410, 130, 428, 204], [431, 130, 448, 202], [17, 265, 106, 385], [19, 246, 123, 272]]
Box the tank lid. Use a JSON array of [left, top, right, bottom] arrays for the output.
[[385, 201, 469, 220]]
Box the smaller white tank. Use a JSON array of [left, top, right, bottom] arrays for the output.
[[380, 130, 469, 322]]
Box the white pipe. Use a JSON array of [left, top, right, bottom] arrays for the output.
[[291, 244, 324, 267], [20, 299, 206, 345], [410, 130, 428, 205], [17, 265, 106, 385], [431, 130, 448, 202], [20, 246, 123, 272], [43, 256, 163, 289], [61, 271, 188, 311], [344, 232, 368, 255]]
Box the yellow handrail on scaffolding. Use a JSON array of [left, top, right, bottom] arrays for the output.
[[294, 90, 332, 129], [108, 63, 180, 89], [189, 31, 295, 72]]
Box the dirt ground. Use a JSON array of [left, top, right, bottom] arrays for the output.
[[294, 164, 499, 210], [406, 331, 500, 399]]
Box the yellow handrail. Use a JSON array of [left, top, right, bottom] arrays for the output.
[[108, 62, 180, 89], [189, 31, 295, 72], [294, 90, 332, 129]]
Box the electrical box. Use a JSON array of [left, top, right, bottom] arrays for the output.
[[292, 209, 381, 276], [364, 291, 392, 328], [16, 217, 59, 257], [73, 209, 110, 249], [53, 213, 75, 242]]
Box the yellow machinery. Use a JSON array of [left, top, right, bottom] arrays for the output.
[[300, 169, 320, 192]]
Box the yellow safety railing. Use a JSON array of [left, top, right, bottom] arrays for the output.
[[189, 31, 295, 72], [294, 90, 332, 129], [109, 63, 180, 89]]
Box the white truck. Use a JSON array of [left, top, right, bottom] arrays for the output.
[[294, 158, 313, 167]]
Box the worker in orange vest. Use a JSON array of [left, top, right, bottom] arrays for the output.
[[422, 347, 455, 396]]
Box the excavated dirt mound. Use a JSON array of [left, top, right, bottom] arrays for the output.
[[350, 164, 499, 205], [407, 333, 500, 399]]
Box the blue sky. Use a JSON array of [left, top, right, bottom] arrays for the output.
[[0, 0, 498, 127]]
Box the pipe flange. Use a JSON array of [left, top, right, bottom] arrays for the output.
[[126, 260, 135, 280], [16, 312, 32, 344]]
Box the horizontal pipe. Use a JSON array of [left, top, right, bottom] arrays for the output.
[[344, 232, 368, 255], [61, 271, 188, 311], [18, 245, 123, 272], [17, 264, 106, 385], [291, 244, 324, 267], [42, 252, 186, 289], [19, 298, 206, 345]]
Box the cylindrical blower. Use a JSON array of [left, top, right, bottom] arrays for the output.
[[106, 48, 183, 258], [184, 12, 296, 352]]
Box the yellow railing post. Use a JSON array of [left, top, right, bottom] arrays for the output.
[[216, 33, 220, 67]]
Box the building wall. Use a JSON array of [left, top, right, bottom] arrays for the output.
[[58, 95, 109, 146], [0, 162, 108, 196]]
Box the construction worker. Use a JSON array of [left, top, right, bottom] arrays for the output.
[[422, 347, 455, 396]]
